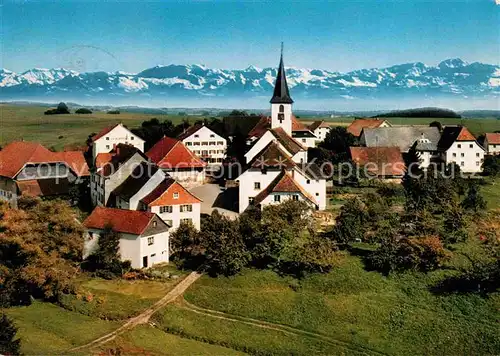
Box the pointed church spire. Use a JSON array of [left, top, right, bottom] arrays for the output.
[[270, 42, 293, 104]]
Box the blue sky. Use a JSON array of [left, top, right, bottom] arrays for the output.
[[2, 0, 499, 73]]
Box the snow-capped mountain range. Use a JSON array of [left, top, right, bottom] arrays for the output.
[[1, 59, 499, 107]]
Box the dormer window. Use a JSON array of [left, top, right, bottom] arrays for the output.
[[194, 134, 199, 138], [210, 134, 215, 138], [173, 192, 179, 199]]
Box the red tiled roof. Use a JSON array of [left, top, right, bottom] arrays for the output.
[[291, 115, 308, 131], [456, 127, 476, 141], [486, 133, 500, 145], [0, 141, 89, 178], [95, 153, 114, 169], [347, 119, 387, 137], [141, 178, 202, 206], [308, 120, 330, 131], [83, 206, 158, 235], [350, 146, 405, 177], [146, 137, 206, 169], [253, 170, 317, 206]]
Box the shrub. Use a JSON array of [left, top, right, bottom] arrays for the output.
[[331, 198, 368, 244], [44, 102, 70, 115], [0, 313, 21, 356], [482, 155, 500, 176], [75, 108, 92, 114], [107, 110, 120, 114]]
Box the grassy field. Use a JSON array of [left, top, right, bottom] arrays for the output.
[[0, 104, 191, 150], [3, 301, 120, 355], [181, 255, 500, 355]]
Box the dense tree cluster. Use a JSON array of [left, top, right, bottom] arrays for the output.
[[170, 201, 339, 277], [0, 197, 84, 306], [44, 102, 70, 115], [75, 108, 93, 114]]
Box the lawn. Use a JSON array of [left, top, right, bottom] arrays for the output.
[[0, 104, 192, 150], [59, 268, 187, 320], [3, 301, 120, 355], [481, 177, 500, 210], [182, 255, 500, 355], [96, 324, 245, 355]]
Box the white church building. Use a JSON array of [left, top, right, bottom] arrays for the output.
[[237, 50, 327, 213]]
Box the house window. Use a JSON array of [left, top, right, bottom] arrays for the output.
[[457, 144, 461, 148], [147, 237, 154, 246], [194, 134, 199, 138], [210, 134, 215, 138], [306, 179, 311, 184], [476, 161, 480, 166], [292, 195, 299, 201], [106, 137, 109, 140], [209, 142, 216, 146], [460, 162, 464, 166], [254, 182, 260, 190], [469, 144, 473, 148], [151, 253, 156, 257], [194, 142, 200, 146], [302, 139, 306, 143], [180, 204, 193, 212], [461, 153, 465, 157], [316, 193, 319, 196], [173, 192, 179, 199], [217, 141, 224, 145], [181, 218, 192, 224], [476, 153, 480, 157], [274, 195, 281, 202], [160, 206, 172, 214], [202, 142, 208, 146], [452, 153, 457, 157], [106, 145, 110, 149], [186, 142, 192, 146], [152, 221, 157, 227], [249, 197, 255, 204]]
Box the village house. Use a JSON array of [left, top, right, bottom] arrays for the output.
[[484, 133, 500, 155], [90, 144, 149, 206], [361, 126, 441, 153], [436, 126, 485, 173], [349, 146, 405, 182], [83, 206, 170, 269], [247, 116, 317, 148], [347, 118, 391, 137], [0, 141, 89, 206], [139, 177, 202, 230], [308, 120, 331, 143], [237, 50, 327, 213], [91, 123, 145, 159], [178, 124, 227, 169], [146, 136, 207, 186]]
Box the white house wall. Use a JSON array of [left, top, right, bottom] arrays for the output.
[[237, 169, 281, 213], [485, 139, 500, 155], [151, 203, 201, 231], [445, 141, 485, 173], [140, 231, 169, 267], [182, 126, 227, 166], [291, 168, 327, 210], [93, 124, 144, 158]]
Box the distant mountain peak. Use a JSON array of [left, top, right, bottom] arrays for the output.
[[438, 58, 468, 69]]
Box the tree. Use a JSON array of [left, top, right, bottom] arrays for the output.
[[200, 211, 250, 276], [331, 198, 368, 244], [461, 184, 487, 213], [442, 202, 469, 244], [0, 314, 21, 356], [170, 220, 203, 269], [429, 121, 443, 132], [44, 102, 70, 115], [482, 155, 500, 176], [75, 108, 92, 114], [319, 127, 357, 163]]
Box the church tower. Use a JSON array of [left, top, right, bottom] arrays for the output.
[[270, 44, 293, 136]]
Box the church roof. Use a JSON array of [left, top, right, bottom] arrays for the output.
[[248, 141, 296, 169], [270, 128, 305, 154], [270, 52, 293, 104]]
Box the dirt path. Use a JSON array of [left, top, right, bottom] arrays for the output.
[[180, 299, 387, 356], [68, 271, 202, 353]]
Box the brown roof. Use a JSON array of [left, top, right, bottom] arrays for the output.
[[270, 128, 305, 154], [347, 119, 387, 137], [83, 206, 160, 235], [308, 120, 330, 131], [16, 178, 71, 197], [99, 144, 147, 177], [291, 115, 309, 131], [253, 170, 317, 206], [248, 141, 296, 169], [141, 178, 202, 206], [111, 162, 160, 201], [486, 133, 500, 145], [92, 124, 120, 142], [350, 146, 405, 177], [0, 141, 89, 179], [177, 124, 203, 141], [147, 137, 206, 169]]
